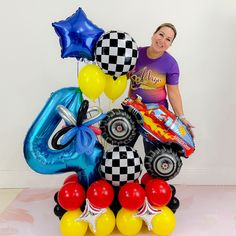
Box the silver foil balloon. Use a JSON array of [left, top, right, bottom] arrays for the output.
[[57, 105, 77, 126], [134, 197, 162, 231], [76, 198, 106, 232]]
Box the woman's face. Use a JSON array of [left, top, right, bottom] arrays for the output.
[[151, 26, 175, 54]]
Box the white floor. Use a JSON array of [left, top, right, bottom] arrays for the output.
[[1, 186, 236, 235], [0, 189, 22, 214]]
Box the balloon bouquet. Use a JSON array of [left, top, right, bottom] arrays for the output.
[[23, 7, 178, 236]]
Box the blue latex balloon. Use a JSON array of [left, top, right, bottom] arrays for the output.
[[23, 87, 104, 187], [52, 7, 104, 61], [60, 125, 96, 155]]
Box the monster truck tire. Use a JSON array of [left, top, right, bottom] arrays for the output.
[[144, 146, 182, 181], [100, 109, 137, 146]]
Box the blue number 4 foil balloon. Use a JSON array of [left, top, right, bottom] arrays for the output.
[[23, 87, 104, 187]]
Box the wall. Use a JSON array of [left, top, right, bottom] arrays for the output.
[[1, 0, 236, 187]]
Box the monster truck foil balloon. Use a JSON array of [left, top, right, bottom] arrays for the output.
[[100, 96, 195, 181]]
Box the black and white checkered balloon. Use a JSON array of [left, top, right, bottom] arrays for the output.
[[95, 31, 138, 79], [100, 146, 142, 187]]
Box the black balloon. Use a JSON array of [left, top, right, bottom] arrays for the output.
[[76, 100, 89, 126], [54, 192, 59, 203], [51, 126, 74, 150], [167, 196, 180, 213], [110, 200, 121, 216], [109, 186, 121, 215], [80, 200, 86, 212], [54, 204, 67, 219], [170, 184, 176, 196]]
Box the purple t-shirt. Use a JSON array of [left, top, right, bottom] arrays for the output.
[[129, 47, 179, 108]]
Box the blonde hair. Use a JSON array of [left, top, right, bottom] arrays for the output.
[[154, 23, 177, 41]]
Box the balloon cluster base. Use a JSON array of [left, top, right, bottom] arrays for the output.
[[53, 174, 178, 236]]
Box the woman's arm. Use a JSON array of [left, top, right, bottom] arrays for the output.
[[167, 84, 195, 137], [166, 84, 184, 117]]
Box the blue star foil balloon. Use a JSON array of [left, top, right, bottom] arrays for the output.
[[52, 8, 104, 61], [23, 87, 104, 187]]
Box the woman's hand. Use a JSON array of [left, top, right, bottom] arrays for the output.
[[167, 85, 195, 138], [180, 118, 195, 138]]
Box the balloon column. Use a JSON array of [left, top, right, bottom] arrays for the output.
[[23, 6, 180, 236], [116, 180, 176, 236]]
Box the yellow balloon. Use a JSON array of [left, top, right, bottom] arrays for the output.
[[116, 208, 142, 236], [104, 74, 127, 102], [89, 208, 115, 236], [151, 206, 176, 236], [78, 64, 106, 102], [60, 209, 88, 236]]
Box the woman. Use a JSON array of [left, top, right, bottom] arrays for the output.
[[128, 23, 194, 149]]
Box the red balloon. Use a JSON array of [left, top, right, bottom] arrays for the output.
[[58, 182, 85, 211], [141, 172, 154, 186], [118, 182, 146, 210], [87, 180, 114, 208], [145, 179, 172, 207], [63, 173, 79, 185]]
